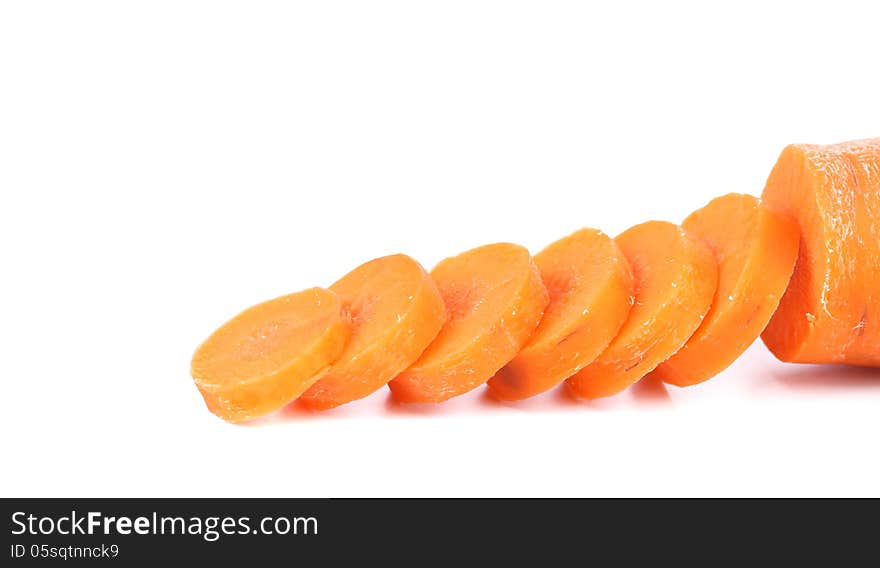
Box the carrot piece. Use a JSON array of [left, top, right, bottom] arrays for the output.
[[298, 254, 446, 410], [565, 221, 717, 399], [760, 139, 880, 365], [650, 194, 799, 386], [389, 243, 549, 403], [191, 288, 349, 423], [487, 229, 634, 400]]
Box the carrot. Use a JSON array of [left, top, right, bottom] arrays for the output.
[[651, 194, 799, 386], [565, 221, 717, 399], [389, 243, 549, 403], [298, 254, 446, 410], [487, 228, 634, 400], [760, 138, 880, 366], [192, 137, 880, 421], [191, 288, 349, 422]]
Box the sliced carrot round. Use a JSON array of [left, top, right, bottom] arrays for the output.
[[565, 221, 717, 399], [389, 243, 549, 403], [298, 254, 446, 410], [652, 194, 799, 386], [761, 139, 880, 366], [191, 287, 349, 423], [487, 228, 634, 400]]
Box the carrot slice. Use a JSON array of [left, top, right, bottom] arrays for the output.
[[487, 228, 634, 400], [651, 194, 799, 386], [191, 288, 349, 422], [761, 139, 880, 365], [565, 221, 717, 399], [389, 243, 549, 403], [299, 254, 446, 410]]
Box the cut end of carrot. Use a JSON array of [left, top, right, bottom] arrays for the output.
[[389, 243, 549, 403], [298, 254, 446, 410], [652, 193, 799, 387], [566, 221, 718, 399], [760, 139, 880, 366], [487, 228, 634, 401], [190, 287, 349, 423]]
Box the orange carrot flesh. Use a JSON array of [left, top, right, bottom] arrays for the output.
[[389, 243, 549, 403], [192, 137, 880, 421], [191, 288, 349, 422], [487, 228, 634, 400], [298, 254, 446, 410], [651, 194, 799, 386], [565, 221, 717, 399], [761, 139, 880, 366]]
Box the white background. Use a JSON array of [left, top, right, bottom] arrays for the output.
[[2, 1, 879, 497]]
